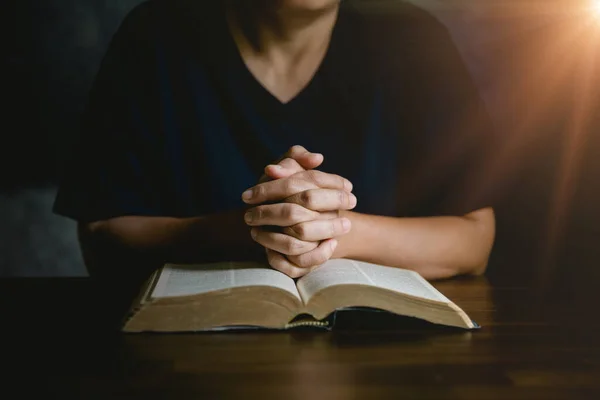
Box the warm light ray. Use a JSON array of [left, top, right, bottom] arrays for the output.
[[406, 1, 600, 288], [593, 0, 600, 18], [477, 17, 592, 189], [400, 1, 600, 207], [543, 24, 600, 269]]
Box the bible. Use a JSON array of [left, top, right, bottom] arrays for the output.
[[123, 259, 477, 332]]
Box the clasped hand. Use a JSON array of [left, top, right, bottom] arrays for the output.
[[242, 146, 357, 278]]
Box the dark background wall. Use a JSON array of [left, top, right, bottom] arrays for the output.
[[2, 0, 599, 278], [3, 0, 143, 187], [2, 0, 144, 276]]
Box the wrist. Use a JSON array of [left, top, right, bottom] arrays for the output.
[[181, 210, 264, 263], [333, 210, 360, 259]]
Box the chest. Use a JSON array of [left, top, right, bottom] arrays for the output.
[[240, 47, 328, 105], [196, 71, 402, 214], [142, 49, 409, 215]]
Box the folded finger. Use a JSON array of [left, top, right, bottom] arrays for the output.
[[260, 146, 315, 183], [285, 189, 357, 212], [264, 158, 305, 180], [286, 145, 323, 169], [288, 239, 338, 269], [283, 218, 351, 241], [244, 203, 320, 227], [266, 249, 312, 279], [318, 211, 340, 220], [242, 170, 351, 204], [251, 228, 318, 255]]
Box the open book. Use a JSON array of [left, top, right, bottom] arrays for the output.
[[123, 259, 476, 332]]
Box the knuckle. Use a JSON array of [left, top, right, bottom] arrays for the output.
[[287, 254, 303, 268], [254, 184, 266, 200], [254, 206, 264, 221], [284, 178, 300, 194], [289, 223, 307, 240], [295, 253, 318, 268], [289, 269, 303, 279], [303, 170, 320, 185], [282, 204, 294, 219], [337, 190, 346, 207], [283, 204, 298, 222], [283, 236, 303, 254], [330, 220, 338, 238], [300, 190, 314, 208], [293, 256, 309, 269], [287, 204, 308, 224], [282, 237, 295, 254]]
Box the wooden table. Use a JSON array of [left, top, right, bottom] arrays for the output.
[[2, 258, 599, 399]]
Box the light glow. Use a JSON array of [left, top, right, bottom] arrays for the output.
[[593, 0, 600, 18], [415, 0, 600, 265]]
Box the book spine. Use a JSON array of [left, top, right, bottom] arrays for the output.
[[284, 312, 337, 330], [284, 320, 330, 329]]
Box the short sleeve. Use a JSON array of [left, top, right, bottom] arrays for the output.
[[53, 4, 162, 223], [395, 18, 498, 217]]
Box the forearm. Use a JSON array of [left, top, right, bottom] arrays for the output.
[[79, 210, 263, 275], [335, 208, 495, 280]]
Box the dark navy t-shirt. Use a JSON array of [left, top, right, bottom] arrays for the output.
[[54, 0, 495, 223]]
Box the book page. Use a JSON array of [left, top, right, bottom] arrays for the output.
[[297, 259, 450, 304], [151, 262, 301, 301]]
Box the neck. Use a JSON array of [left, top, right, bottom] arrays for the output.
[[228, 2, 340, 59]]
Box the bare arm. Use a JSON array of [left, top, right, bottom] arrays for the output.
[[77, 146, 325, 277], [334, 208, 495, 280], [78, 210, 263, 277], [249, 154, 495, 280]]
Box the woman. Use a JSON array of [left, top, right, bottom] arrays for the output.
[[54, 0, 496, 281]]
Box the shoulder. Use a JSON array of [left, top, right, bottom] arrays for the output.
[[340, 1, 461, 84], [110, 0, 223, 55], [342, 0, 449, 38], [340, 0, 454, 70]]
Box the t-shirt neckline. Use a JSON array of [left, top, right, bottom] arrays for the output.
[[221, 7, 344, 110]]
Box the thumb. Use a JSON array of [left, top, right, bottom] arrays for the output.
[[263, 158, 306, 180], [290, 150, 324, 170]]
